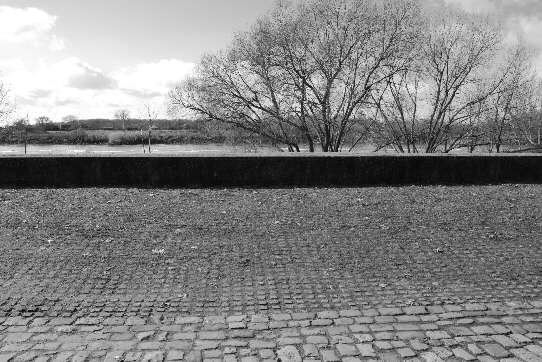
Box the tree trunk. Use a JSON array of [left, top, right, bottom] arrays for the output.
[[148, 128, 152, 154], [24, 127, 27, 155], [306, 134, 314, 152], [141, 129, 146, 154]]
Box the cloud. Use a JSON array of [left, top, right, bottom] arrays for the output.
[[28, 89, 52, 99], [440, 0, 542, 74], [0, 6, 64, 50], [493, 0, 542, 17], [49, 35, 65, 51], [444, 0, 495, 13], [513, 17, 542, 50], [54, 97, 78, 106], [2, 57, 195, 120], [444, 0, 542, 16], [114, 59, 195, 95], [4, 57, 116, 94], [66, 61, 117, 90], [123, 89, 163, 98]]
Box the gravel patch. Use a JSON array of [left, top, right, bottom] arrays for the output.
[[0, 186, 540, 317]]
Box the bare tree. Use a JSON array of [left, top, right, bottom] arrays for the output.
[[12, 115, 29, 154], [144, 105, 158, 154], [371, 4, 510, 153], [0, 81, 15, 127], [421, 8, 509, 153], [481, 45, 535, 152], [36, 116, 52, 129], [510, 79, 542, 150], [62, 115, 79, 129], [370, 67, 423, 153], [170, 0, 420, 152], [114, 109, 130, 131]]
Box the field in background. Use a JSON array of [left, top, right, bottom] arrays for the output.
[[2, 119, 541, 154], [0, 129, 226, 146], [0, 143, 393, 155], [0, 143, 280, 155], [1, 129, 540, 155], [2, 142, 539, 155]]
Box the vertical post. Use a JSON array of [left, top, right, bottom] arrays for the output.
[[24, 114, 28, 155], [148, 120, 151, 154], [141, 129, 145, 154], [144, 105, 155, 154]]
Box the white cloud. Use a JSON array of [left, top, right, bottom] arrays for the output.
[[49, 35, 65, 51], [437, 0, 542, 75], [515, 17, 542, 50], [64, 59, 117, 90], [2, 57, 195, 120], [3, 58, 115, 95], [444, 0, 495, 13], [0, 6, 64, 50], [114, 59, 195, 96]]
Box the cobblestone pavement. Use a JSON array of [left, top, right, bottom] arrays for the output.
[[1, 187, 541, 360], [0, 301, 542, 361], [0, 187, 541, 317]]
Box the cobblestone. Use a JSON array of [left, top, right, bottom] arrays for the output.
[[0, 187, 540, 319], [0, 302, 538, 360], [0, 187, 541, 360]]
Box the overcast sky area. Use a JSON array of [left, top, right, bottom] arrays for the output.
[[1, 0, 542, 121]]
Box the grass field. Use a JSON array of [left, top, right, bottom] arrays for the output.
[[0, 143, 276, 155], [0, 129, 227, 146]]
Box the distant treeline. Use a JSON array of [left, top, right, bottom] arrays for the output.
[[34, 118, 204, 131], [0, 118, 271, 146]]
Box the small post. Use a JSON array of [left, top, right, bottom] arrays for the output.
[[144, 104, 156, 154], [148, 122, 152, 154], [24, 113, 28, 155], [141, 128, 145, 154]]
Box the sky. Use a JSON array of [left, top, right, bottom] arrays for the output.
[[1, 0, 542, 121]]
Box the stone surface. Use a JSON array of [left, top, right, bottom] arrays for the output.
[[0, 302, 537, 360], [0, 188, 541, 360], [1, 186, 541, 318], [276, 346, 302, 362]]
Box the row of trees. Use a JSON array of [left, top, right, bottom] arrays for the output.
[[0, 106, 159, 132], [169, 0, 542, 153]]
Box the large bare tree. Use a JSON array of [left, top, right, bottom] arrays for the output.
[[482, 46, 535, 152], [170, 0, 420, 152], [371, 4, 513, 153], [510, 79, 542, 150], [170, 0, 538, 153]]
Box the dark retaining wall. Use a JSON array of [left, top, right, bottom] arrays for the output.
[[0, 154, 541, 188]]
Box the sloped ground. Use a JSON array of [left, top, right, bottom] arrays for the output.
[[0, 186, 540, 318]]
